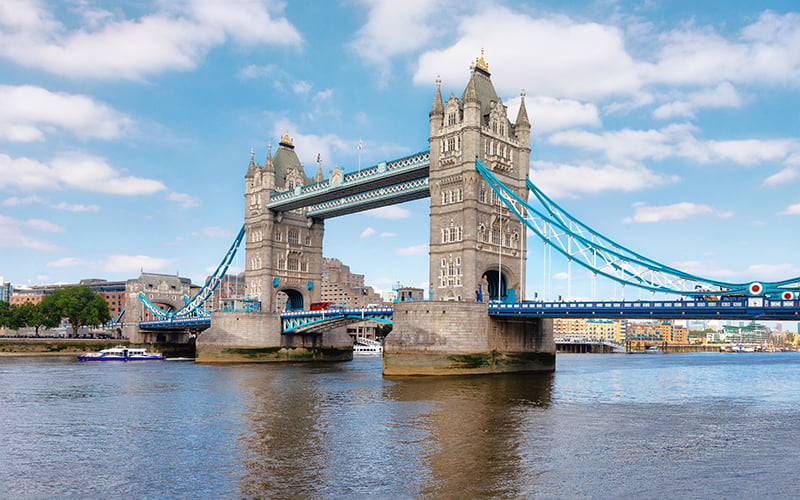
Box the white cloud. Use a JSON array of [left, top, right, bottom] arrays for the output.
[[379, 232, 396, 238], [623, 202, 734, 223], [0, 152, 167, 195], [549, 123, 800, 168], [168, 192, 200, 209], [360, 227, 376, 238], [738, 263, 800, 282], [505, 95, 600, 134], [0, 0, 302, 80], [102, 255, 175, 273], [26, 219, 66, 233], [50, 202, 101, 212], [414, 7, 642, 100], [549, 125, 681, 166], [2, 195, 43, 206], [349, 0, 443, 80], [0, 85, 133, 142], [779, 203, 800, 216], [763, 167, 799, 187], [268, 121, 354, 168], [704, 139, 797, 166], [648, 11, 800, 88], [47, 257, 89, 268], [529, 161, 678, 198], [0, 215, 61, 250], [193, 226, 234, 238], [396, 244, 428, 256], [365, 206, 411, 219], [653, 82, 743, 119]]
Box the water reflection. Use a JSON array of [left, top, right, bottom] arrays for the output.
[[233, 360, 553, 498], [384, 373, 553, 498]]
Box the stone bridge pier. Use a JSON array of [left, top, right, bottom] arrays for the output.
[[122, 273, 198, 344], [383, 301, 555, 376], [196, 311, 353, 362]]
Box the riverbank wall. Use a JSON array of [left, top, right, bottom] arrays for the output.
[[0, 338, 195, 357]]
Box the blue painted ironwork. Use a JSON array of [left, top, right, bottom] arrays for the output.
[[267, 150, 430, 215], [489, 298, 800, 320], [281, 307, 393, 333], [305, 177, 429, 218], [138, 225, 246, 319], [140, 316, 212, 329], [475, 157, 800, 299]]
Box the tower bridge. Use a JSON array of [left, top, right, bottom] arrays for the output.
[[131, 53, 800, 374]]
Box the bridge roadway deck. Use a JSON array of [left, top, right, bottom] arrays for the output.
[[488, 297, 800, 320], [137, 297, 800, 332], [265, 151, 430, 216]]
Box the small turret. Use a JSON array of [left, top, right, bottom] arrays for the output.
[[263, 143, 275, 191], [314, 154, 324, 183], [245, 148, 256, 179], [429, 76, 444, 137], [462, 71, 481, 126], [514, 90, 531, 144]]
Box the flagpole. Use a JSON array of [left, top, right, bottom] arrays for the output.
[[358, 139, 363, 172]]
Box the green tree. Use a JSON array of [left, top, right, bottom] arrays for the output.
[[786, 332, 796, 345], [40, 285, 110, 337], [12, 302, 58, 335], [0, 300, 11, 328], [375, 323, 393, 340]]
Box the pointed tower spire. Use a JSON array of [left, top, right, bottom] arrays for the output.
[[314, 153, 324, 183], [245, 148, 256, 178], [463, 73, 479, 104], [429, 75, 444, 117], [515, 89, 531, 128], [264, 143, 274, 170], [515, 89, 531, 148]]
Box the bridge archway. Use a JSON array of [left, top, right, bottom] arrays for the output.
[[482, 270, 508, 302], [276, 288, 305, 312]]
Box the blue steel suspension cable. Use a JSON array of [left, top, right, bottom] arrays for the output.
[[475, 157, 800, 297], [139, 225, 246, 319]]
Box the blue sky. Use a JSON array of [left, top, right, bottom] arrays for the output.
[[1, 0, 799, 301]]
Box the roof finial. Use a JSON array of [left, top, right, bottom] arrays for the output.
[[279, 129, 294, 148], [436, 74, 441, 87], [474, 48, 489, 74]]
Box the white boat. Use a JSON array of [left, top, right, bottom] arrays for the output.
[[77, 345, 165, 361], [353, 337, 382, 356]]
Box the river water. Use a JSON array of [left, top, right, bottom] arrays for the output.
[[1, 352, 799, 499]]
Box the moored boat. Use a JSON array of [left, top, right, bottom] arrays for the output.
[[77, 345, 165, 361], [353, 337, 382, 356]]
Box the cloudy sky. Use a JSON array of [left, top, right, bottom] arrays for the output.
[[1, 0, 799, 300]]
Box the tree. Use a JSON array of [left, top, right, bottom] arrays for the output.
[[0, 301, 11, 328], [12, 302, 58, 335], [40, 285, 110, 337], [375, 323, 393, 340], [786, 332, 796, 345]]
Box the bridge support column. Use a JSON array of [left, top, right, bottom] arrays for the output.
[[196, 311, 353, 363], [383, 301, 555, 376]]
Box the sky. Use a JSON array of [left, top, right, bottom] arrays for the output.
[[1, 0, 800, 302]]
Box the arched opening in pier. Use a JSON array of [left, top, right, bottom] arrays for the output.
[[482, 270, 508, 302], [276, 289, 304, 311]]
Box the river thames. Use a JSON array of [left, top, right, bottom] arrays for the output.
[[2, 352, 799, 499]]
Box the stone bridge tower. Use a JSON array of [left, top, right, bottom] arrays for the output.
[[427, 53, 531, 302], [244, 133, 325, 312]]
